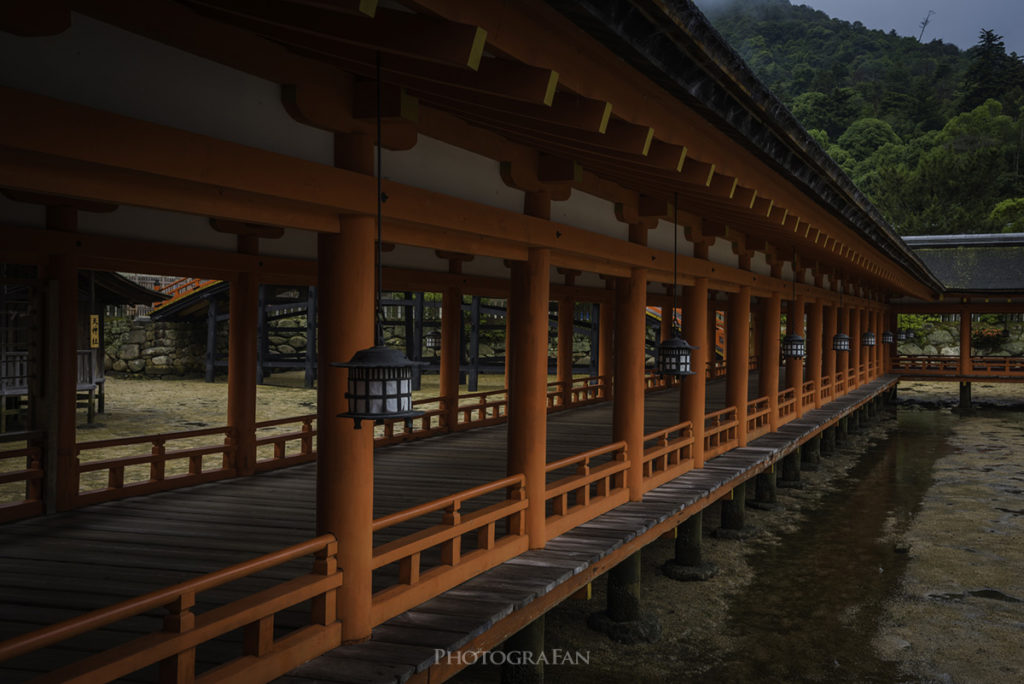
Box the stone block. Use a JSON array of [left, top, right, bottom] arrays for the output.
[[120, 344, 141, 360], [127, 359, 146, 372], [288, 335, 306, 348], [126, 328, 148, 344], [150, 355, 170, 367]]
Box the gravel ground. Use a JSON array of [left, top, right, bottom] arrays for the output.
[[874, 409, 1024, 683]]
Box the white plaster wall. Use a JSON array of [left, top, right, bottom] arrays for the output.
[[77, 205, 236, 251], [461, 255, 510, 281], [383, 244, 441, 272], [749, 251, 771, 277], [0, 193, 46, 229], [0, 13, 334, 165], [706, 237, 737, 270], [380, 136, 524, 214], [647, 218, 694, 257], [260, 227, 318, 260], [550, 190, 625, 240]]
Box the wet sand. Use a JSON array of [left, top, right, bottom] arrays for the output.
[[875, 409, 1024, 683]]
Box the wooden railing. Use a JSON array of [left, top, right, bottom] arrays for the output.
[[643, 371, 682, 391], [706, 359, 727, 379], [370, 475, 528, 626], [75, 426, 236, 507], [152, 276, 219, 310], [544, 441, 630, 540], [641, 422, 694, 492], [801, 380, 816, 409], [891, 355, 960, 375], [971, 356, 1024, 375], [703, 407, 738, 459], [820, 376, 833, 402], [0, 535, 342, 683], [0, 431, 44, 524], [457, 389, 508, 428], [745, 396, 771, 441], [567, 375, 610, 405], [778, 388, 796, 421], [376, 397, 447, 445], [254, 414, 316, 472], [858, 363, 867, 383]]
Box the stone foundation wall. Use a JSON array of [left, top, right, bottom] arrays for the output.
[[897, 320, 1024, 357], [104, 317, 212, 379]]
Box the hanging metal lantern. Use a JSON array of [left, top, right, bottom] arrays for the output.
[[657, 335, 697, 376], [862, 330, 876, 347], [832, 332, 851, 352], [334, 346, 423, 428], [655, 192, 697, 377], [334, 53, 423, 429], [904, 329, 916, 341], [882, 330, 895, 344], [896, 329, 908, 342], [424, 328, 441, 350], [782, 333, 806, 359]]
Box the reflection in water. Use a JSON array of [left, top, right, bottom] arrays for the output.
[[702, 409, 953, 683]]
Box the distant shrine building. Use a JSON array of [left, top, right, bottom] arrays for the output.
[[1, 2, 1022, 683]]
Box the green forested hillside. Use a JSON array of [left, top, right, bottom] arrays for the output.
[[702, 0, 1024, 235]]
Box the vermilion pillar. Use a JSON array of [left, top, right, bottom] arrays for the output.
[[614, 267, 647, 501], [227, 237, 258, 476], [49, 205, 78, 512], [960, 309, 971, 376], [885, 310, 897, 373], [823, 303, 837, 397], [760, 292, 781, 429], [726, 286, 750, 446], [807, 299, 823, 408], [317, 133, 376, 641], [557, 296, 574, 407], [786, 295, 805, 416], [440, 285, 461, 430], [839, 305, 851, 391], [850, 306, 861, 387], [507, 246, 551, 548], [598, 298, 614, 394], [682, 278, 708, 467]]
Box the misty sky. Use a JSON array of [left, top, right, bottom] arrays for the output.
[[694, 0, 1024, 55]]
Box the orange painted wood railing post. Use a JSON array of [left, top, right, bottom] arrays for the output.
[[316, 131, 375, 642], [840, 304, 851, 392], [507, 242, 551, 549], [227, 249, 258, 476], [786, 294, 805, 418], [614, 267, 647, 501], [682, 278, 708, 467], [727, 286, 750, 446], [760, 291, 781, 430], [557, 296, 574, 408], [823, 302, 837, 397], [441, 284, 462, 430], [807, 299, 823, 408]]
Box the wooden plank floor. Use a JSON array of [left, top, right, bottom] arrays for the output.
[[0, 371, 892, 681], [279, 375, 899, 684]]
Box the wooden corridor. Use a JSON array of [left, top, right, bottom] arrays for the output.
[[0, 372, 897, 682]]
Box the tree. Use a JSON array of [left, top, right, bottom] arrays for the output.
[[837, 118, 901, 161], [990, 198, 1024, 232], [960, 30, 1017, 111]]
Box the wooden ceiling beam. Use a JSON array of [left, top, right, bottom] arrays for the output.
[[418, 90, 611, 133], [0, 0, 70, 36], [185, 0, 487, 69], [281, 42, 559, 105]]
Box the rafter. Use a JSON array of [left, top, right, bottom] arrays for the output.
[[185, 0, 488, 70]]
